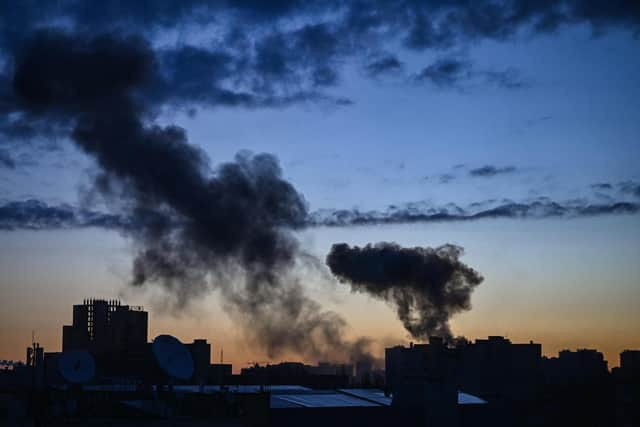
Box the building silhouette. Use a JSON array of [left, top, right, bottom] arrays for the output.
[[619, 350, 640, 379], [187, 339, 211, 383], [52, 298, 227, 384], [386, 336, 542, 425], [385, 338, 640, 426], [543, 348, 609, 386], [542, 349, 612, 426], [613, 350, 640, 426], [62, 298, 148, 354], [3, 299, 640, 426], [386, 336, 542, 400], [240, 362, 352, 388]]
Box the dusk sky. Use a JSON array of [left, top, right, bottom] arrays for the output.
[[1, 1, 639, 371]]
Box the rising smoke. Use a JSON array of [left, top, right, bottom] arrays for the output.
[[3, 0, 639, 363], [327, 242, 484, 341], [10, 30, 364, 361]]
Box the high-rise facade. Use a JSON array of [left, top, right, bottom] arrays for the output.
[[62, 299, 148, 354]]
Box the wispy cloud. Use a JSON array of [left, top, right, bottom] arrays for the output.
[[309, 198, 639, 227], [439, 173, 456, 184], [480, 68, 527, 89], [3, 195, 639, 232], [415, 57, 527, 90], [619, 181, 640, 198], [364, 55, 404, 77], [415, 58, 472, 87], [590, 180, 640, 198], [0, 149, 15, 169], [591, 182, 613, 191], [469, 165, 518, 177], [0, 199, 126, 230]]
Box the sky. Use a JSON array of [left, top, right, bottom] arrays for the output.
[[0, 1, 639, 370]]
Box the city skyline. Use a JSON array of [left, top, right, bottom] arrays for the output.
[[3, 295, 638, 425], [2, 273, 638, 372], [4, 296, 633, 374], [1, 1, 640, 374]]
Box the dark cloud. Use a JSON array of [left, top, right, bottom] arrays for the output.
[[415, 58, 526, 89], [1, 1, 638, 141], [591, 181, 640, 198], [0, 199, 124, 230], [0, 0, 314, 39], [248, 23, 345, 93], [591, 182, 613, 191], [309, 198, 640, 227], [0, 27, 352, 148], [0, 114, 70, 148], [4, 29, 371, 362], [469, 165, 517, 177], [365, 55, 404, 77], [0, 148, 15, 168], [157, 40, 343, 107], [399, 1, 640, 50], [423, 172, 457, 183], [2, 29, 346, 124], [13, 32, 155, 113], [5, 196, 639, 231], [155, 46, 252, 108], [439, 173, 456, 184], [415, 58, 472, 87], [480, 68, 527, 89], [619, 180, 640, 198], [3, 1, 639, 47], [327, 242, 483, 340]]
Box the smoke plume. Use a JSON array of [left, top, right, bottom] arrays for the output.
[[4, 0, 638, 361], [327, 242, 483, 341], [9, 30, 363, 361]]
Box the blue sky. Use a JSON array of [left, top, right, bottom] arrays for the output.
[[3, 27, 638, 211]]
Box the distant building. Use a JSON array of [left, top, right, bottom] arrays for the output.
[[386, 336, 542, 401], [308, 362, 353, 377], [186, 339, 211, 383], [619, 350, 640, 380], [209, 363, 232, 384], [543, 348, 609, 386], [355, 358, 372, 383], [55, 298, 230, 384], [614, 350, 640, 427], [385, 336, 543, 425], [459, 336, 542, 402], [541, 348, 613, 426], [241, 362, 351, 388], [385, 337, 461, 425], [59, 299, 149, 379], [62, 299, 148, 354]]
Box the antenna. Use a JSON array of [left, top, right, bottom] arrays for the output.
[[220, 346, 223, 364], [58, 350, 96, 384], [152, 335, 194, 381]]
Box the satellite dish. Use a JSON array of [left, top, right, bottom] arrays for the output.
[[58, 350, 96, 384], [152, 335, 194, 381]]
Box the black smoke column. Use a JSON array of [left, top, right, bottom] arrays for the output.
[[326, 242, 483, 341], [10, 30, 350, 360]]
